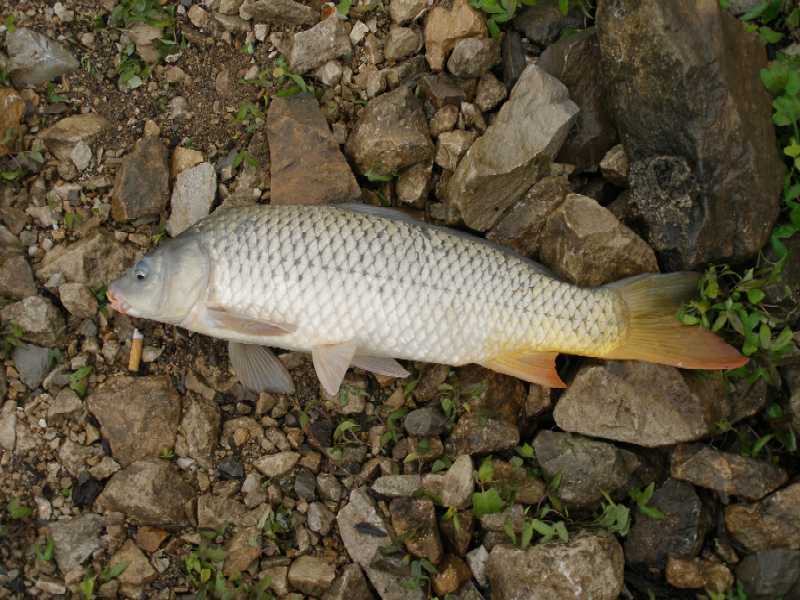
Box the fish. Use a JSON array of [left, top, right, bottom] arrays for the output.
[[106, 203, 747, 396]]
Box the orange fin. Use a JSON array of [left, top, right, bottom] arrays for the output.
[[483, 351, 566, 388], [605, 272, 748, 370]]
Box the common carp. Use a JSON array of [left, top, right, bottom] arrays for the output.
[[107, 204, 746, 395]]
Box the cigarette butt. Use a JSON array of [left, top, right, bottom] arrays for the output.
[[129, 329, 144, 372]]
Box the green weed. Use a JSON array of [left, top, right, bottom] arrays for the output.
[[628, 483, 665, 520], [69, 366, 93, 398]]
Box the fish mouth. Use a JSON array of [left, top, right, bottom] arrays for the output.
[[106, 286, 130, 315]]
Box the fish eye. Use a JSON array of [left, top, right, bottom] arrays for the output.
[[134, 262, 149, 281]]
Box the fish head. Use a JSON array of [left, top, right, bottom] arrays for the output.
[[107, 234, 209, 324]]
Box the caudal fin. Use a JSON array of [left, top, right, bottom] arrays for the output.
[[605, 272, 748, 370]]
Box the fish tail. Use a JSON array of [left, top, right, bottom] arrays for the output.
[[604, 272, 748, 370]]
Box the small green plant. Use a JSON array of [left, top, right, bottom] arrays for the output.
[[380, 408, 408, 448], [594, 492, 631, 537], [402, 558, 437, 591], [471, 487, 505, 517], [7, 497, 32, 520], [79, 561, 129, 600], [46, 83, 67, 104], [628, 483, 665, 520], [333, 419, 361, 443], [272, 57, 313, 97], [337, 0, 353, 18], [740, 0, 799, 44], [34, 536, 55, 562], [468, 0, 592, 37], [363, 169, 396, 183], [430, 456, 452, 473], [159, 447, 176, 460], [232, 150, 259, 171], [1, 322, 23, 358], [4, 14, 16, 32], [69, 366, 93, 398]]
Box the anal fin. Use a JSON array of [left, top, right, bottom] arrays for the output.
[[483, 350, 566, 388], [351, 355, 410, 378], [312, 341, 358, 396]]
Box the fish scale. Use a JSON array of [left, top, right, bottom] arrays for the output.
[[186, 204, 623, 365]]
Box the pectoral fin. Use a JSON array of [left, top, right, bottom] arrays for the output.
[[483, 351, 566, 388], [208, 306, 296, 337], [351, 355, 410, 378], [312, 341, 358, 396], [228, 342, 295, 394]]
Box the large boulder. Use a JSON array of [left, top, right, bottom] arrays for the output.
[[596, 0, 784, 268]]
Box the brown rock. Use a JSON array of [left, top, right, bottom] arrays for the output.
[[112, 135, 170, 222], [666, 557, 734, 593], [288, 555, 336, 597], [286, 16, 352, 74], [390, 497, 444, 564], [240, 0, 317, 26], [431, 555, 471, 597], [447, 37, 501, 79], [135, 526, 168, 553], [385, 26, 423, 62], [600, 144, 629, 187], [439, 510, 474, 556], [0, 295, 65, 347], [0, 88, 25, 157], [38, 114, 110, 162], [96, 459, 194, 527], [488, 533, 624, 600], [0, 253, 37, 299], [671, 444, 788, 501], [424, 0, 487, 71], [37, 231, 134, 288], [110, 539, 157, 595], [268, 94, 360, 205], [87, 376, 181, 466], [446, 414, 519, 455], [491, 460, 546, 505], [170, 146, 204, 177], [418, 74, 468, 109], [487, 175, 570, 257], [197, 493, 246, 531], [322, 564, 374, 600], [475, 72, 507, 113], [435, 130, 476, 171], [396, 162, 432, 206], [346, 85, 433, 176], [725, 482, 800, 552], [597, 0, 784, 269], [223, 526, 261, 576], [539, 193, 658, 286], [178, 395, 221, 469], [58, 282, 98, 319]]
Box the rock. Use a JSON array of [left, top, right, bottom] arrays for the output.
[[390, 497, 443, 563], [110, 539, 157, 595], [397, 162, 432, 205], [112, 135, 170, 222], [513, 0, 583, 46], [88, 376, 181, 466], [418, 74, 467, 109], [438, 455, 474, 509], [487, 175, 570, 257], [488, 533, 625, 600], [96, 459, 194, 526], [666, 557, 733, 594], [0, 88, 24, 156], [179, 396, 221, 468], [58, 439, 103, 477], [625, 479, 708, 569], [404, 407, 448, 437], [171, 146, 204, 177], [1, 296, 65, 347], [736, 549, 800, 600], [48, 388, 84, 423], [197, 494, 246, 530], [337, 488, 426, 600], [430, 105, 460, 137], [223, 526, 261, 576], [491, 460, 546, 505], [424, 0, 487, 71], [6, 27, 79, 87], [534, 431, 641, 507], [240, 0, 317, 26], [432, 554, 472, 596], [39, 114, 110, 162], [501, 29, 526, 89], [166, 162, 216, 236], [136, 527, 169, 553], [554, 361, 738, 446], [600, 144, 629, 187], [765, 235, 800, 313], [671, 444, 787, 501], [390, 0, 427, 25], [13, 344, 50, 389], [474, 72, 507, 113], [385, 26, 422, 61], [58, 283, 98, 319], [466, 545, 489, 587], [267, 94, 360, 205], [372, 474, 422, 498], [439, 509, 474, 556], [596, 0, 784, 269], [346, 86, 433, 177], [286, 16, 351, 74], [725, 482, 800, 552], [0, 253, 36, 299], [447, 65, 578, 231], [323, 564, 374, 600], [315, 60, 343, 86], [538, 29, 617, 172], [435, 129, 476, 171], [307, 501, 336, 535], [295, 469, 317, 500], [37, 231, 134, 288], [255, 451, 300, 478], [0, 401, 15, 452], [446, 415, 519, 455], [187, 5, 208, 27], [447, 37, 500, 79], [350, 21, 370, 46], [48, 513, 104, 573], [289, 556, 336, 597], [539, 193, 658, 286]]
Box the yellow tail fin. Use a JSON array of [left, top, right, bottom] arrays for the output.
[[605, 272, 748, 370]]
